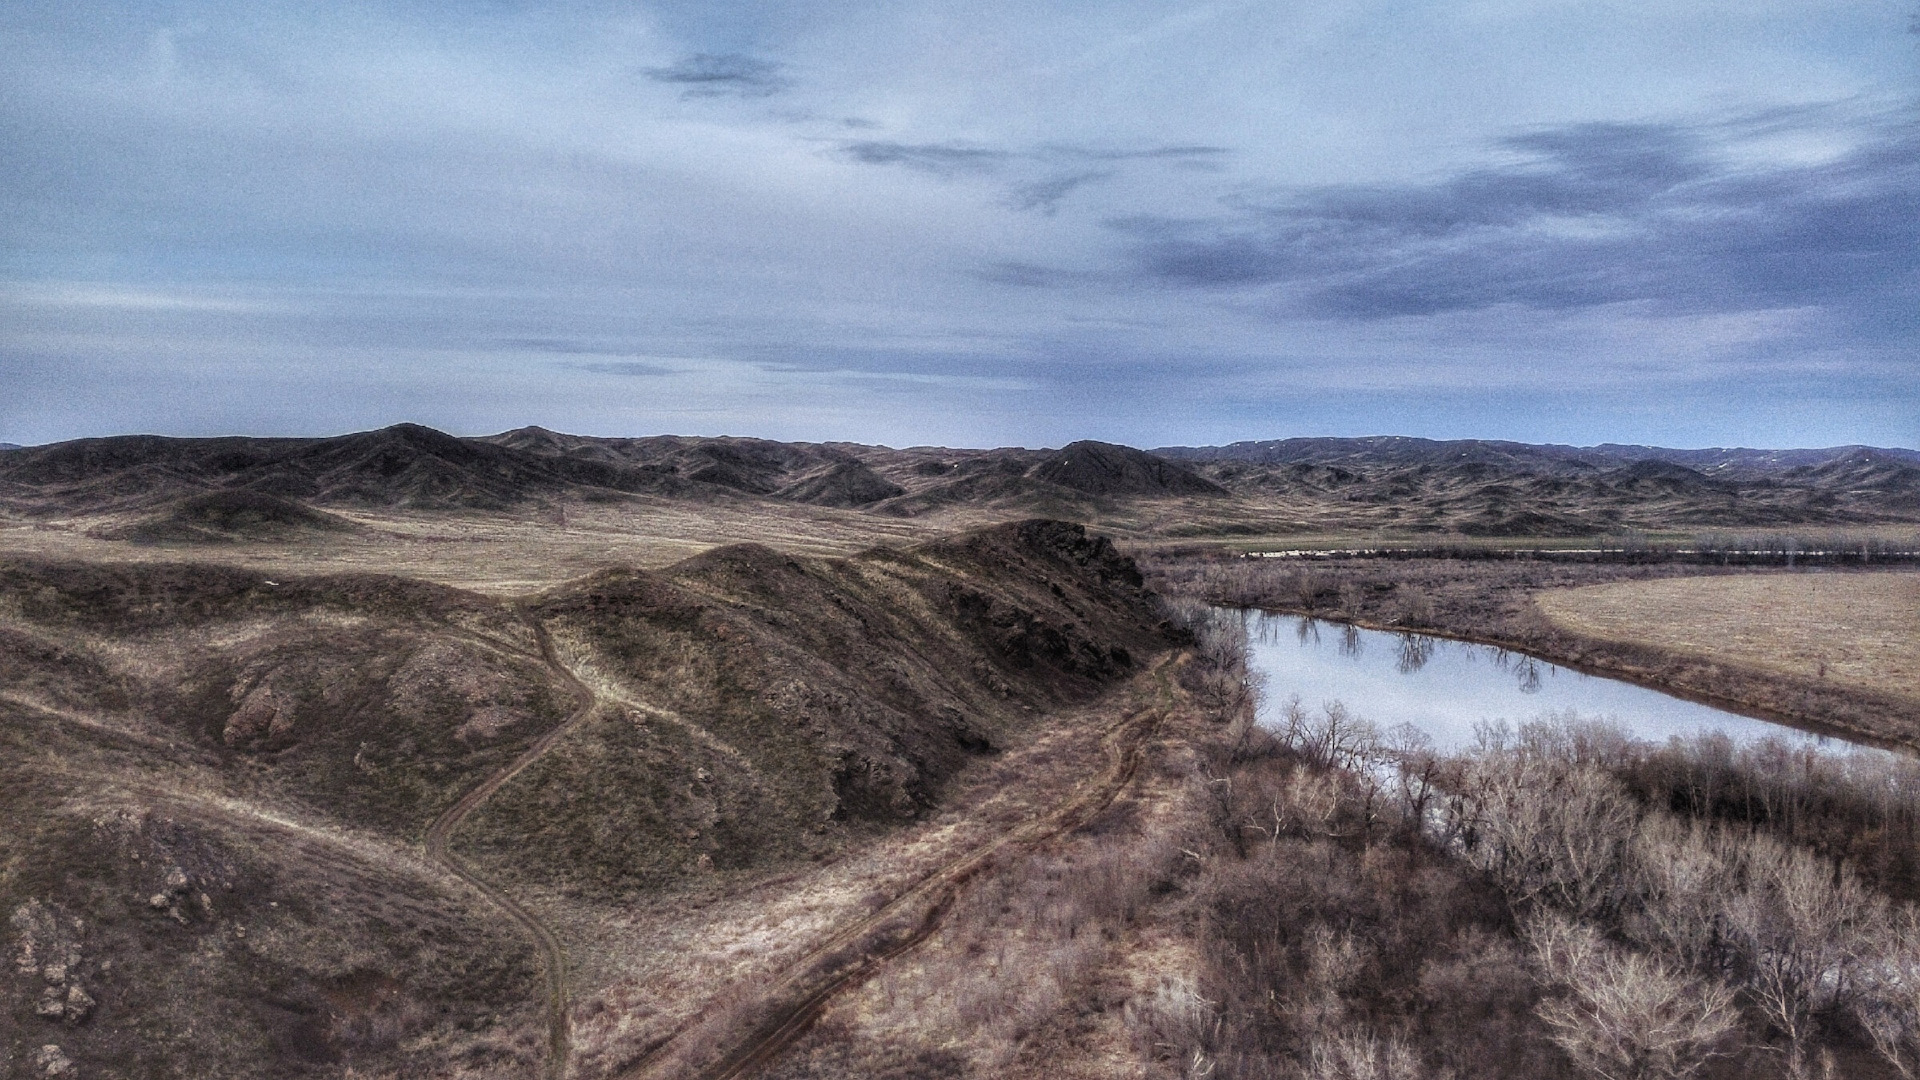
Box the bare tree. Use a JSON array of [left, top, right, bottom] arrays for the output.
[[1454, 758, 1637, 919], [1280, 701, 1381, 773], [1528, 913, 1744, 1080], [1304, 1028, 1431, 1080], [1624, 815, 1736, 972], [1857, 905, 1920, 1078], [1722, 835, 1886, 1080]]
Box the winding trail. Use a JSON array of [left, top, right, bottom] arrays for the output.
[[622, 654, 1183, 1080], [423, 611, 596, 1080]]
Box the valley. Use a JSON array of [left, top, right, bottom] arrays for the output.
[[3, 425, 1918, 1079]]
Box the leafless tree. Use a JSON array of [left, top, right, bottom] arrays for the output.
[[1623, 815, 1737, 972], [1722, 834, 1887, 1079], [1528, 913, 1743, 1080], [1280, 701, 1382, 773], [1859, 906, 1920, 1078], [1452, 757, 1638, 919], [1304, 1028, 1432, 1080]]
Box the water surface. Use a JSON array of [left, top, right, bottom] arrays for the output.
[[1241, 611, 1868, 754]]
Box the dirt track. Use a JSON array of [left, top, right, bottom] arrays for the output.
[[618, 653, 1182, 1080], [422, 611, 597, 1080]]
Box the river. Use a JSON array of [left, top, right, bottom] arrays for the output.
[[1240, 611, 1875, 756]]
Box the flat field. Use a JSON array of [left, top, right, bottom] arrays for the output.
[[1534, 570, 1920, 704], [0, 498, 958, 594]]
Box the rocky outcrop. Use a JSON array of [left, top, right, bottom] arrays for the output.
[[11, 900, 95, 1026]]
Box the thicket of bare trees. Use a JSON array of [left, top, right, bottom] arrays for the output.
[[1145, 602, 1920, 1080], [757, 595, 1916, 1079]]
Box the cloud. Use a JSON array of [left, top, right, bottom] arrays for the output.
[[563, 360, 677, 377], [838, 140, 1011, 175], [838, 139, 1230, 182], [1006, 171, 1109, 214], [1114, 107, 1920, 323], [504, 338, 601, 355], [977, 262, 1085, 288], [838, 140, 1220, 207], [643, 53, 790, 98], [1049, 144, 1231, 163]]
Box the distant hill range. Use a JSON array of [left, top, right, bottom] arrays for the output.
[[2, 425, 1916, 536], [1152, 436, 1920, 477]]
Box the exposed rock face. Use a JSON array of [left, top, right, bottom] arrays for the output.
[[143, 866, 202, 924], [32, 1044, 75, 1076], [223, 683, 291, 746], [11, 900, 95, 1025]]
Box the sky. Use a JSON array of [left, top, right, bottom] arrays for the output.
[[2, 1, 1916, 450]]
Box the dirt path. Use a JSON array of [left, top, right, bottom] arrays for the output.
[[423, 611, 597, 1080], [621, 655, 1183, 1080]]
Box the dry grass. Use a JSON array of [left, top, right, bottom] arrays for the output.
[[0, 518, 1178, 1077], [1534, 572, 1920, 704], [754, 669, 1218, 1080], [0, 498, 956, 595], [521, 683, 1128, 1080]]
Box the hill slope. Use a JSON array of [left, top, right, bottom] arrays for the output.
[[3, 425, 1916, 536], [0, 520, 1178, 1078]]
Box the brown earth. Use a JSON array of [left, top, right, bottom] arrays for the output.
[[0, 520, 1183, 1078], [6, 422, 1919, 1079], [5, 426, 1918, 553], [1533, 573, 1920, 706]]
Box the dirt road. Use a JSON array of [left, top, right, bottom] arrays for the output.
[[621, 654, 1182, 1080], [423, 612, 596, 1080]]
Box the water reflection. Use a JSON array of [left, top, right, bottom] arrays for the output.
[[1394, 633, 1433, 674], [1515, 656, 1542, 694], [1340, 624, 1363, 658], [1238, 610, 1869, 756]]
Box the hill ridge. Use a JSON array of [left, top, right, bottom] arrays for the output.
[[3, 424, 1917, 534]]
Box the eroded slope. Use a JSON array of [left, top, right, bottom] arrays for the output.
[[1, 520, 1179, 1078]]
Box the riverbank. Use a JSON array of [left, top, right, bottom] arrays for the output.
[[1144, 553, 1920, 754]]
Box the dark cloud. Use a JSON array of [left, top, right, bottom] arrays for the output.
[[643, 53, 789, 98], [840, 141, 1224, 193], [1115, 110, 1920, 322], [1006, 171, 1109, 214], [838, 140, 1011, 175], [504, 338, 600, 354], [564, 360, 676, 377], [1048, 144, 1232, 163], [977, 261, 1082, 287]]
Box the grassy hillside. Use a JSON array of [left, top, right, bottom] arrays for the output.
[[0, 520, 1179, 1078]]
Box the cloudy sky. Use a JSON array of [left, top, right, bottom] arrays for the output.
[[3, 1, 1915, 449]]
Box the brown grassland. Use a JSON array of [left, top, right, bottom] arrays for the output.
[[1151, 551, 1920, 752], [1533, 573, 1920, 706], [5, 452, 1920, 1080]]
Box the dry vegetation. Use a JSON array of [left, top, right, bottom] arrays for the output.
[[1148, 552, 1920, 750], [0, 497, 951, 593], [749, 598, 1920, 1080], [5, 422, 1918, 1080], [1534, 574, 1920, 704], [0, 520, 1181, 1078]]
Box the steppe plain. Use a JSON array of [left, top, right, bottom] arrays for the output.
[[3, 425, 1918, 1079]]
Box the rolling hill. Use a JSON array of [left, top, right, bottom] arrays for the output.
[[0, 520, 1179, 1077], [1, 425, 1915, 537]]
